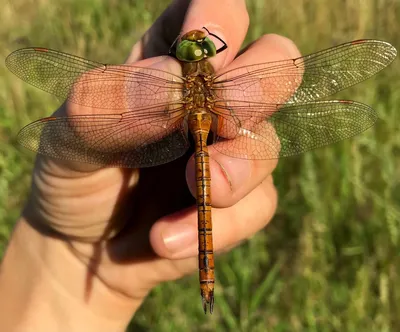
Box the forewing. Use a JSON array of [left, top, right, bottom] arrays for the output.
[[5, 47, 184, 111], [213, 40, 397, 105]]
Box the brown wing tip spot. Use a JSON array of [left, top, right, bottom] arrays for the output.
[[350, 39, 368, 45], [33, 47, 50, 52], [338, 100, 353, 104], [39, 117, 57, 122]]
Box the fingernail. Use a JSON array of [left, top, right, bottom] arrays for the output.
[[162, 224, 197, 254], [212, 156, 251, 191]]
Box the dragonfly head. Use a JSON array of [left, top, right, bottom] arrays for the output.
[[175, 29, 217, 62]]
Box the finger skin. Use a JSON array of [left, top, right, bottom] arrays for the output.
[[217, 33, 301, 74], [150, 175, 277, 259]]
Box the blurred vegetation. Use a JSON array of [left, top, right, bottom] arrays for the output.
[[1, 0, 399, 331]]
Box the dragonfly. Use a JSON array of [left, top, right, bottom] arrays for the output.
[[5, 28, 397, 314]]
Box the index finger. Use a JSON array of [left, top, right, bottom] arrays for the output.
[[127, 0, 249, 70], [179, 0, 249, 70]]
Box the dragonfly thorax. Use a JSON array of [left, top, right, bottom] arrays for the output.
[[183, 60, 216, 112]]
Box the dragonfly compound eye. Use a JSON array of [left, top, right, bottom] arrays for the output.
[[176, 37, 217, 62]]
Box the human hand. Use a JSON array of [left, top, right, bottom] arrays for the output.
[[0, 0, 299, 330]]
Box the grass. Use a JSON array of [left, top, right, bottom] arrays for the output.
[[1, 0, 399, 330]]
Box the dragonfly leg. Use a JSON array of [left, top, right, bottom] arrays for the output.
[[202, 26, 228, 54]]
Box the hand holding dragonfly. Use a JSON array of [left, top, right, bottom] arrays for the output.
[[0, 0, 296, 328]]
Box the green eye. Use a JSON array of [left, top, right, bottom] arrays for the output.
[[202, 37, 217, 58], [176, 37, 217, 62], [176, 40, 204, 61]]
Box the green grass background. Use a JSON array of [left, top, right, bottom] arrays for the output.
[[1, 0, 399, 331]]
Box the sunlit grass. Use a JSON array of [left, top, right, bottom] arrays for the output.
[[1, 0, 399, 330]]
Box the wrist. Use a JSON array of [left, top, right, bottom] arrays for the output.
[[0, 218, 139, 332]]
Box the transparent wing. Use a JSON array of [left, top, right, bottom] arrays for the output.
[[5, 47, 185, 111], [7, 47, 189, 167], [212, 100, 377, 159], [213, 40, 397, 105], [17, 108, 190, 168]]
